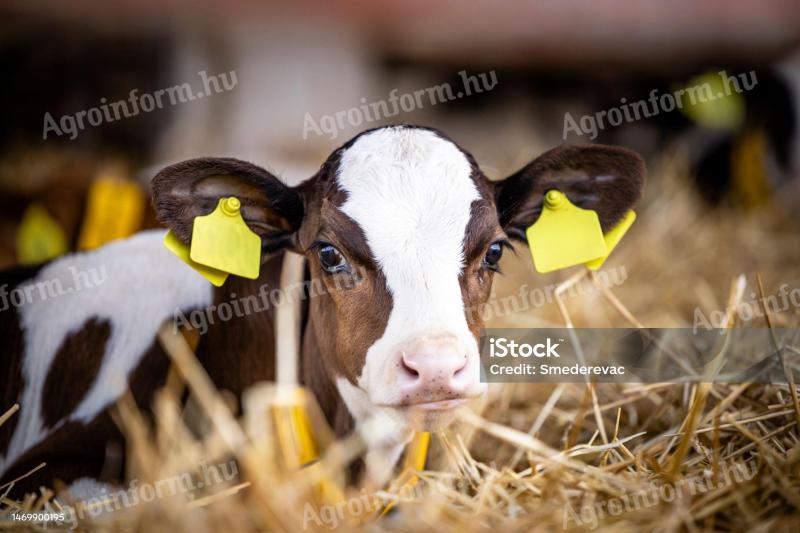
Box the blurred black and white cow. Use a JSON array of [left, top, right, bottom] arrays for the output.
[[0, 125, 645, 494]]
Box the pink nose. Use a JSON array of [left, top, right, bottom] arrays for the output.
[[397, 335, 470, 404]]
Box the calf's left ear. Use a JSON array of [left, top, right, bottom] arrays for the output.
[[151, 157, 304, 255], [494, 144, 646, 240]]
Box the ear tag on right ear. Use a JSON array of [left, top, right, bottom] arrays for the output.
[[525, 190, 607, 273], [189, 197, 261, 280], [163, 230, 229, 287], [585, 210, 636, 270]]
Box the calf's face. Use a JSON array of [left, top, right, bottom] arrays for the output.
[[152, 125, 645, 430]]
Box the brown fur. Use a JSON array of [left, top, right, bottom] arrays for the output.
[[0, 306, 26, 457], [151, 157, 304, 254], [495, 143, 646, 238], [42, 318, 111, 428], [1, 414, 120, 494], [149, 126, 646, 438], [0, 125, 647, 494], [3, 335, 177, 494], [194, 270, 280, 399], [460, 200, 506, 337], [0, 264, 46, 457]]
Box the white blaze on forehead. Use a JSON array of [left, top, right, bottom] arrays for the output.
[[336, 127, 481, 403]]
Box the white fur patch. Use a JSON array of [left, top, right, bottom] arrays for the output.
[[0, 230, 213, 475], [336, 126, 482, 408], [336, 377, 412, 484], [63, 477, 117, 501]]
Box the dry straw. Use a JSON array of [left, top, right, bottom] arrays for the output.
[[2, 149, 800, 531]]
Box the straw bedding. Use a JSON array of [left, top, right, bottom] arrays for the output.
[[2, 150, 799, 531]]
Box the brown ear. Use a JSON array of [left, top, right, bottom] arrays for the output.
[[151, 157, 304, 255], [494, 144, 646, 240]]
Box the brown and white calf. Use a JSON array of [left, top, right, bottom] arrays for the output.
[[0, 125, 645, 494]]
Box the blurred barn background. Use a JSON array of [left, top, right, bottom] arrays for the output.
[[1, 0, 799, 269], [2, 1, 800, 530]]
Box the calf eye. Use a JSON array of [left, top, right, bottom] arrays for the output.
[[318, 244, 351, 274], [482, 242, 504, 271]]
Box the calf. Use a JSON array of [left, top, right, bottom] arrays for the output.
[[0, 125, 645, 494]]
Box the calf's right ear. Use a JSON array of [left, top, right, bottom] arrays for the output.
[[151, 157, 304, 255]]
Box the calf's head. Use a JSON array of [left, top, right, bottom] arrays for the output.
[[152, 125, 645, 430]]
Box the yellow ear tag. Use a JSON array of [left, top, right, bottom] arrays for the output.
[[78, 175, 145, 250], [16, 204, 69, 265], [525, 190, 607, 273], [680, 71, 745, 131], [585, 210, 636, 270], [163, 230, 229, 287], [189, 197, 261, 279], [377, 431, 430, 518]]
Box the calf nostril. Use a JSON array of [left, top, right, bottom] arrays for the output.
[[452, 354, 468, 377], [400, 356, 419, 378], [399, 350, 469, 387]]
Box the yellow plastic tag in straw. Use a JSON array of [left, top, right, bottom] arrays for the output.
[[16, 204, 68, 265], [525, 190, 607, 273], [404, 431, 430, 472], [78, 175, 145, 250], [585, 210, 636, 270], [377, 431, 430, 518], [163, 230, 229, 286], [270, 252, 341, 500], [190, 197, 261, 279], [272, 400, 314, 470], [272, 389, 346, 505]]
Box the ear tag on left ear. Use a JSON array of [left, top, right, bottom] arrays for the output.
[[163, 230, 229, 287], [189, 197, 261, 280], [525, 190, 607, 273], [585, 210, 636, 270]]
